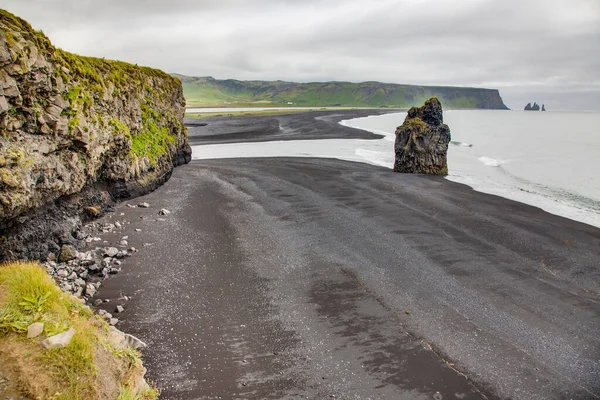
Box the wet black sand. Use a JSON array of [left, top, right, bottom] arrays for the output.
[[185, 109, 399, 145], [93, 155, 600, 400]]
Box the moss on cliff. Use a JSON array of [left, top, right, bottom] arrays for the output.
[[0, 9, 191, 227]]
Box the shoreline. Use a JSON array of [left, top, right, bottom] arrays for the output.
[[186, 108, 399, 145]]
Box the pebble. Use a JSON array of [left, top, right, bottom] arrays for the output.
[[115, 305, 125, 313], [135, 229, 141, 232], [103, 247, 119, 257], [120, 240, 128, 246], [159, 208, 171, 215], [109, 318, 119, 326], [138, 202, 150, 208], [93, 299, 103, 307]]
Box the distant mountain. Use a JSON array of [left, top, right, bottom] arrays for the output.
[[173, 75, 509, 110]]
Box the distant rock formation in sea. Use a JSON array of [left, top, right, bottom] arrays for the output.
[[542, 104, 546, 111], [525, 102, 541, 111], [393, 97, 450, 175]]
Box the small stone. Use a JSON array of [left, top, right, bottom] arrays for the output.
[[114, 260, 122, 266], [93, 299, 103, 307], [158, 208, 171, 215], [129, 247, 137, 252], [109, 318, 119, 326], [88, 263, 100, 272], [41, 328, 76, 349], [103, 247, 119, 257], [47, 253, 56, 261], [135, 229, 141, 232], [85, 206, 101, 217], [27, 322, 44, 338], [57, 269, 68, 278], [138, 202, 150, 208], [433, 392, 442, 400], [119, 240, 128, 246], [74, 278, 86, 287], [127, 204, 136, 208], [85, 284, 97, 297], [103, 312, 113, 320], [58, 245, 77, 263], [67, 272, 77, 280], [121, 236, 129, 240], [98, 309, 107, 316], [115, 221, 122, 228], [115, 305, 125, 313]]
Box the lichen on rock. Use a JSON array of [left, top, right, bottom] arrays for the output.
[[0, 9, 191, 260], [393, 97, 451, 175]]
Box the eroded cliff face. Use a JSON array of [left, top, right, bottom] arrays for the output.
[[0, 10, 191, 260], [393, 97, 450, 175]]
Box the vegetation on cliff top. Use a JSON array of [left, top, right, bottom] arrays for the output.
[[175, 74, 509, 109], [0, 261, 158, 399]]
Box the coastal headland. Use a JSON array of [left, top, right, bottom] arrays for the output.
[[92, 110, 600, 400]]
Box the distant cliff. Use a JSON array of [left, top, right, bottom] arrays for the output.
[[0, 10, 191, 260], [176, 75, 510, 110]]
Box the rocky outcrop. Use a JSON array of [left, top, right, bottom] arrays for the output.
[[542, 104, 546, 111], [393, 97, 450, 175], [0, 10, 191, 260], [525, 102, 541, 111]]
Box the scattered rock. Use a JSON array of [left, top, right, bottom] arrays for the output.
[[135, 229, 141, 232], [27, 322, 44, 338], [138, 202, 150, 208], [119, 240, 128, 246], [108, 327, 147, 350], [115, 305, 125, 313], [109, 318, 119, 326], [93, 299, 103, 307], [103, 247, 119, 257], [85, 284, 97, 297], [41, 328, 76, 349], [158, 208, 171, 215], [58, 245, 77, 263], [85, 206, 101, 217]]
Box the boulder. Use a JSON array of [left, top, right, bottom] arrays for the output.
[[27, 322, 44, 338], [58, 245, 77, 263], [393, 97, 451, 175], [41, 328, 75, 349]]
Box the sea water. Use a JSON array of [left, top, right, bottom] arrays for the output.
[[191, 110, 600, 228]]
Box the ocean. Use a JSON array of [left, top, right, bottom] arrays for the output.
[[191, 110, 600, 228]]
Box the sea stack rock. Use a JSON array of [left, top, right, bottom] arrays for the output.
[[393, 97, 450, 175]]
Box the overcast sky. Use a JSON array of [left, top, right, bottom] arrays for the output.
[[3, 0, 599, 110]]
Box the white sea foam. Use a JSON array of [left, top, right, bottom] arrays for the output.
[[477, 156, 506, 167]]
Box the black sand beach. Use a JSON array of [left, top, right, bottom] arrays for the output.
[[92, 112, 600, 400], [186, 109, 398, 145]]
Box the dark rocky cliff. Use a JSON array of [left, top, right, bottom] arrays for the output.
[[0, 10, 191, 260], [393, 97, 450, 175]]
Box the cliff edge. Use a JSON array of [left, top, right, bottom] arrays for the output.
[[0, 10, 191, 260]]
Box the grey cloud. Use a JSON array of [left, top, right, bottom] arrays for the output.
[[3, 0, 599, 109]]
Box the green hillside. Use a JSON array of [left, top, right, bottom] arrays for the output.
[[174, 75, 509, 109]]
